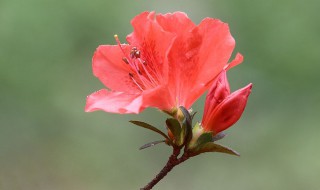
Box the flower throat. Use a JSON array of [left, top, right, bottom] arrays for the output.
[[114, 35, 161, 91]]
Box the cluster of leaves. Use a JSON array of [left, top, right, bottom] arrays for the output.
[[130, 106, 239, 157]]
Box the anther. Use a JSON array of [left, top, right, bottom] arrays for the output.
[[130, 47, 141, 59], [122, 57, 129, 64]]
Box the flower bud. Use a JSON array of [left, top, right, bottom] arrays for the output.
[[202, 71, 252, 135]]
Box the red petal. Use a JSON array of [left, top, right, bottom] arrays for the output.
[[92, 45, 141, 93], [202, 70, 230, 122], [224, 53, 244, 70], [85, 89, 144, 114], [156, 12, 195, 34], [203, 83, 252, 134], [85, 86, 174, 114], [141, 86, 175, 111], [185, 19, 237, 107], [167, 18, 237, 108], [165, 25, 202, 108], [126, 12, 176, 82]]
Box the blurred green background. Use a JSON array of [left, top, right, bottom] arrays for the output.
[[1, 0, 319, 189]]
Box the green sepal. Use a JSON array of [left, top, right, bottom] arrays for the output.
[[166, 118, 182, 145], [189, 132, 213, 150], [196, 142, 240, 156], [139, 140, 166, 150], [179, 106, 193, 146], [129, 120, 169, 141], [191, 111, 197, 120], [191, 122, 202, 137], [212, 132, 226, 141]]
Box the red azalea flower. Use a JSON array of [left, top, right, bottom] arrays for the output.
[[85, 11, 243, 114], [201, 70, 252, 135]]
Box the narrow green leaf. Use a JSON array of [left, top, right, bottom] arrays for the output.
[[180, 124, 187, 146], [129, 120, 169, 140], [166, 118, 182, 144], [139, 140, 166, 150], [179, 106, 192, 128], [191, 112, 197, 120], [179, 106, 193, 146], [198, 142, 240, 156]]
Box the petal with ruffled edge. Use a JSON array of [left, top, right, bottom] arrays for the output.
[[184, 19, 239, 108], [85, 85, 174, 114], [156, 12, 195, 35], [85, 89, 143, 114], [92, 45, 141, 93], [164, 17, 239, 108]]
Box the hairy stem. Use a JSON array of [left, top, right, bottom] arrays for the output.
[[141, 147, 190, 190]]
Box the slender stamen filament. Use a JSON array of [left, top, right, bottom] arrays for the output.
[[114, 35, 126, 55], [138, 58, 157, 85], [114, 34, 161, 91], [129, 73, 143, 91]]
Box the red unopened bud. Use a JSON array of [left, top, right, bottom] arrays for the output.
[[202, 71, 252, 135]]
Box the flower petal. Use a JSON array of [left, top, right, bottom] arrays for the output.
[[141, 86, 174, 111], [85, 86, 174, 114], [224, 53, 244, 70], [203, 83, 252, 134], [165, 24, 203, 108], [92, 45, 141, 93], [156, 12, 195, 34], [126, 12, 176, 83], [85, 89, 143, 114], [184, 19, 237, 107], [202, 70, 230, 123], [166, 18, 237, 108], [196, 18, 236, 82]]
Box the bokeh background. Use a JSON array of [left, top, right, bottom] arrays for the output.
[[1, 0, 319, 189]]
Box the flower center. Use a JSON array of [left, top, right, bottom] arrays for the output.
[[114, 35, 161, 91]]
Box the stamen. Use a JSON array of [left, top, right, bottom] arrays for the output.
[[129, 73, 143, 91], [114, 34, 128, 58], [130, 47, 141, 59], [138, 58, 157, 85], [114, 36, 161, 90], [122, 57, 129, 64], [114, 34, 121, 45]]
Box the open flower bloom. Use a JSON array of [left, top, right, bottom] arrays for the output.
[[201, 70, 252, 135], [85, 11, 243, 114]]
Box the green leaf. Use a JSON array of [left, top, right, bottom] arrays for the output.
[[179, 106, 192, 128], [179, 106, 193, 146], [197, 142, 240, 156], [166, 118, 182, 145], [191, 111, 197, 120], [129, 120, 169, 140], [139, 140, 166, 150]]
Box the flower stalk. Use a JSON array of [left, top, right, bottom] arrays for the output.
[[141, 147, 191, 190]]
